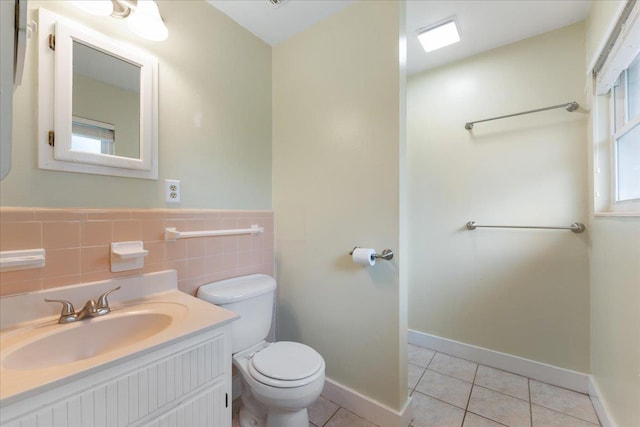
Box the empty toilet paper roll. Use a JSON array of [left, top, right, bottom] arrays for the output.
[[352, 247, 376, 266]]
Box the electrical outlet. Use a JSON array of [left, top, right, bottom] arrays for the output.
[[165, 179, 181, 203]]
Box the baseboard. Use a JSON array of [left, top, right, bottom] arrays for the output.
[[588, 376, 618, 427], [322, 378, 413, 427], [408, 329, 590, 393]]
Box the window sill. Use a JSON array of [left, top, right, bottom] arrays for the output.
[[593, 211, 640, 217]]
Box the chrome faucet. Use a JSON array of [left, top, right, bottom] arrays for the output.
[[45, 286, 121, 324]]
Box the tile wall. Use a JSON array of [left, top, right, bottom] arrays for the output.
[[0, 208, 274, 297]]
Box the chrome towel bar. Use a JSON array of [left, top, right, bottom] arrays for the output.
[[466, 221, 586, 233], [465, 101, 579, 130]]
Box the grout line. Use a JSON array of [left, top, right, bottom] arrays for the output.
[[465, 411, 510, 427], [471, 384, 531, 404], [430, 348, 479, 366], [462, 385, 533, 427], [428, 366, 475, 384], [461, 363, 479, 426], [412, 389, 469, 412], [425, 349, 436, 368], [410, 365, 428, 393], [529, 378, 534, 427], [321, 404, 341, 427], [530, 403, 601, 426], [530, 377, 592, 396]]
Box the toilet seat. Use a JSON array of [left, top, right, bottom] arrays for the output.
[[247, 341, 324, 388]]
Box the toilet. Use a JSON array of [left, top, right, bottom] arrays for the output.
[[197, 274, 325, 427]]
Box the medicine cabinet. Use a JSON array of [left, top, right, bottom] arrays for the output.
[[37, 8, 158, 179]]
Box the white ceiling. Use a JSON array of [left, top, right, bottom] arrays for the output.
[[207, 0, 354, 46], [207, 0, 592, 76], [406, 0, 592, 75]]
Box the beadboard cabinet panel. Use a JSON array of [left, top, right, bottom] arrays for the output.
[[1, 328, 231, 427]]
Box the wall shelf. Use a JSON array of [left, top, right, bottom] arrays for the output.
[[110, 241, 148, 272], [0, 249, 46, 272]]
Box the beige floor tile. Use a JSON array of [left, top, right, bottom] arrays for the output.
[[415, 369, 473, 409], [309, 395, 340, 426], [429, 353, 478, 382], [529, 380, 599, 424], [468, 386, 531, 427], [409, 344, 436, 368], [411, 392, 465, 427], [325, 408, 378, 427], [475, 365, 529, 401], [409, 363, 426, 389], [532, 404, 600, 427], [463, 412, 506, 427]]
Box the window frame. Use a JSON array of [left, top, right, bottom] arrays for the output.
[[609, 58, 640, 213], [593, 1, 640, 216], [71, 116, 116, 156]]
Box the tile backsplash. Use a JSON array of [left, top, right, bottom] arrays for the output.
[[0, 208, 274, 297]]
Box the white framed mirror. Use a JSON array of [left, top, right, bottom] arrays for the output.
[[38, 8, 158, 179]]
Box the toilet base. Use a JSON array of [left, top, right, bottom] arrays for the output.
[[239, 405, 265, 427], [238, 404, 310, 427], [237, 377, 312, 427], [238, 383, 267, 427], [265, 408, 309, 427]]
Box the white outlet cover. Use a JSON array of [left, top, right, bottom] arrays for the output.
[[165, 179, 181, 203]]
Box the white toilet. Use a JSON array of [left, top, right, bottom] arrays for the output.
[[197, 274, 325, 427]]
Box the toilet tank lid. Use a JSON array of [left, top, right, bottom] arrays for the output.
[[197, 274, 276, 304]]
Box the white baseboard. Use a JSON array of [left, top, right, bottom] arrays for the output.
[[322, 378, 413, 427], [588, 376, 618, 427], [408, 329, 590, 393]]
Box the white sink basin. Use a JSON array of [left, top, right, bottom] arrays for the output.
[[0, 272, 239, 404], [2, 304, 187, 371]]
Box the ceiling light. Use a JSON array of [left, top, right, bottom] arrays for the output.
[[417, 20, 460, 53], [70, 0, 168, 42], [126, 0, 168, 41], [69, 1, 114, 16], [268, 0, 289, 8]]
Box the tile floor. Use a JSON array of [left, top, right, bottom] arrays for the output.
[[232, 343, 602, 427]]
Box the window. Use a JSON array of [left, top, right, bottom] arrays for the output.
[[71, 116, 115, 156], [612, 54, 640, 204], [593, 1, 640, 215]]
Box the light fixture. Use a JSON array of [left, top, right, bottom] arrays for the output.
[[70, 0, 169, 42], [69, 0, 114, 16], [126, 1, 168, 41], [417, 20, 460, 53]]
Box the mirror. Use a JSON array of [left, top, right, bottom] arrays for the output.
[[38, 8, 158, 179], [72, 41, 140, 159]]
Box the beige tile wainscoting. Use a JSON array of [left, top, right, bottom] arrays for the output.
[[0, 208, 274, 297]]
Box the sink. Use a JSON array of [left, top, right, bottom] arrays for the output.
[[2, 309, 179, 370], [0, 272, 239, 405]]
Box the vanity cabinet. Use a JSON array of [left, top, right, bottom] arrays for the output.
[[1, 327, 232, 427]]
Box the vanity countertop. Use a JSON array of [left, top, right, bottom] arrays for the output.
[[0, 271, 237, 405]]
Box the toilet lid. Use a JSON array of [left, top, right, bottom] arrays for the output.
[[250, 341, 323, 381]]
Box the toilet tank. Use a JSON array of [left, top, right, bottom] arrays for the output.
[[197, 274, 276, 354]]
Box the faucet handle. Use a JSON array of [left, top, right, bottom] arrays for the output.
[[44, 299, 78, 323], [44, 298, 75, 315], [96, 286, 121, 310]]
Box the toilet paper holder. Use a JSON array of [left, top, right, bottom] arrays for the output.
[[349, 247, 394, 261]]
